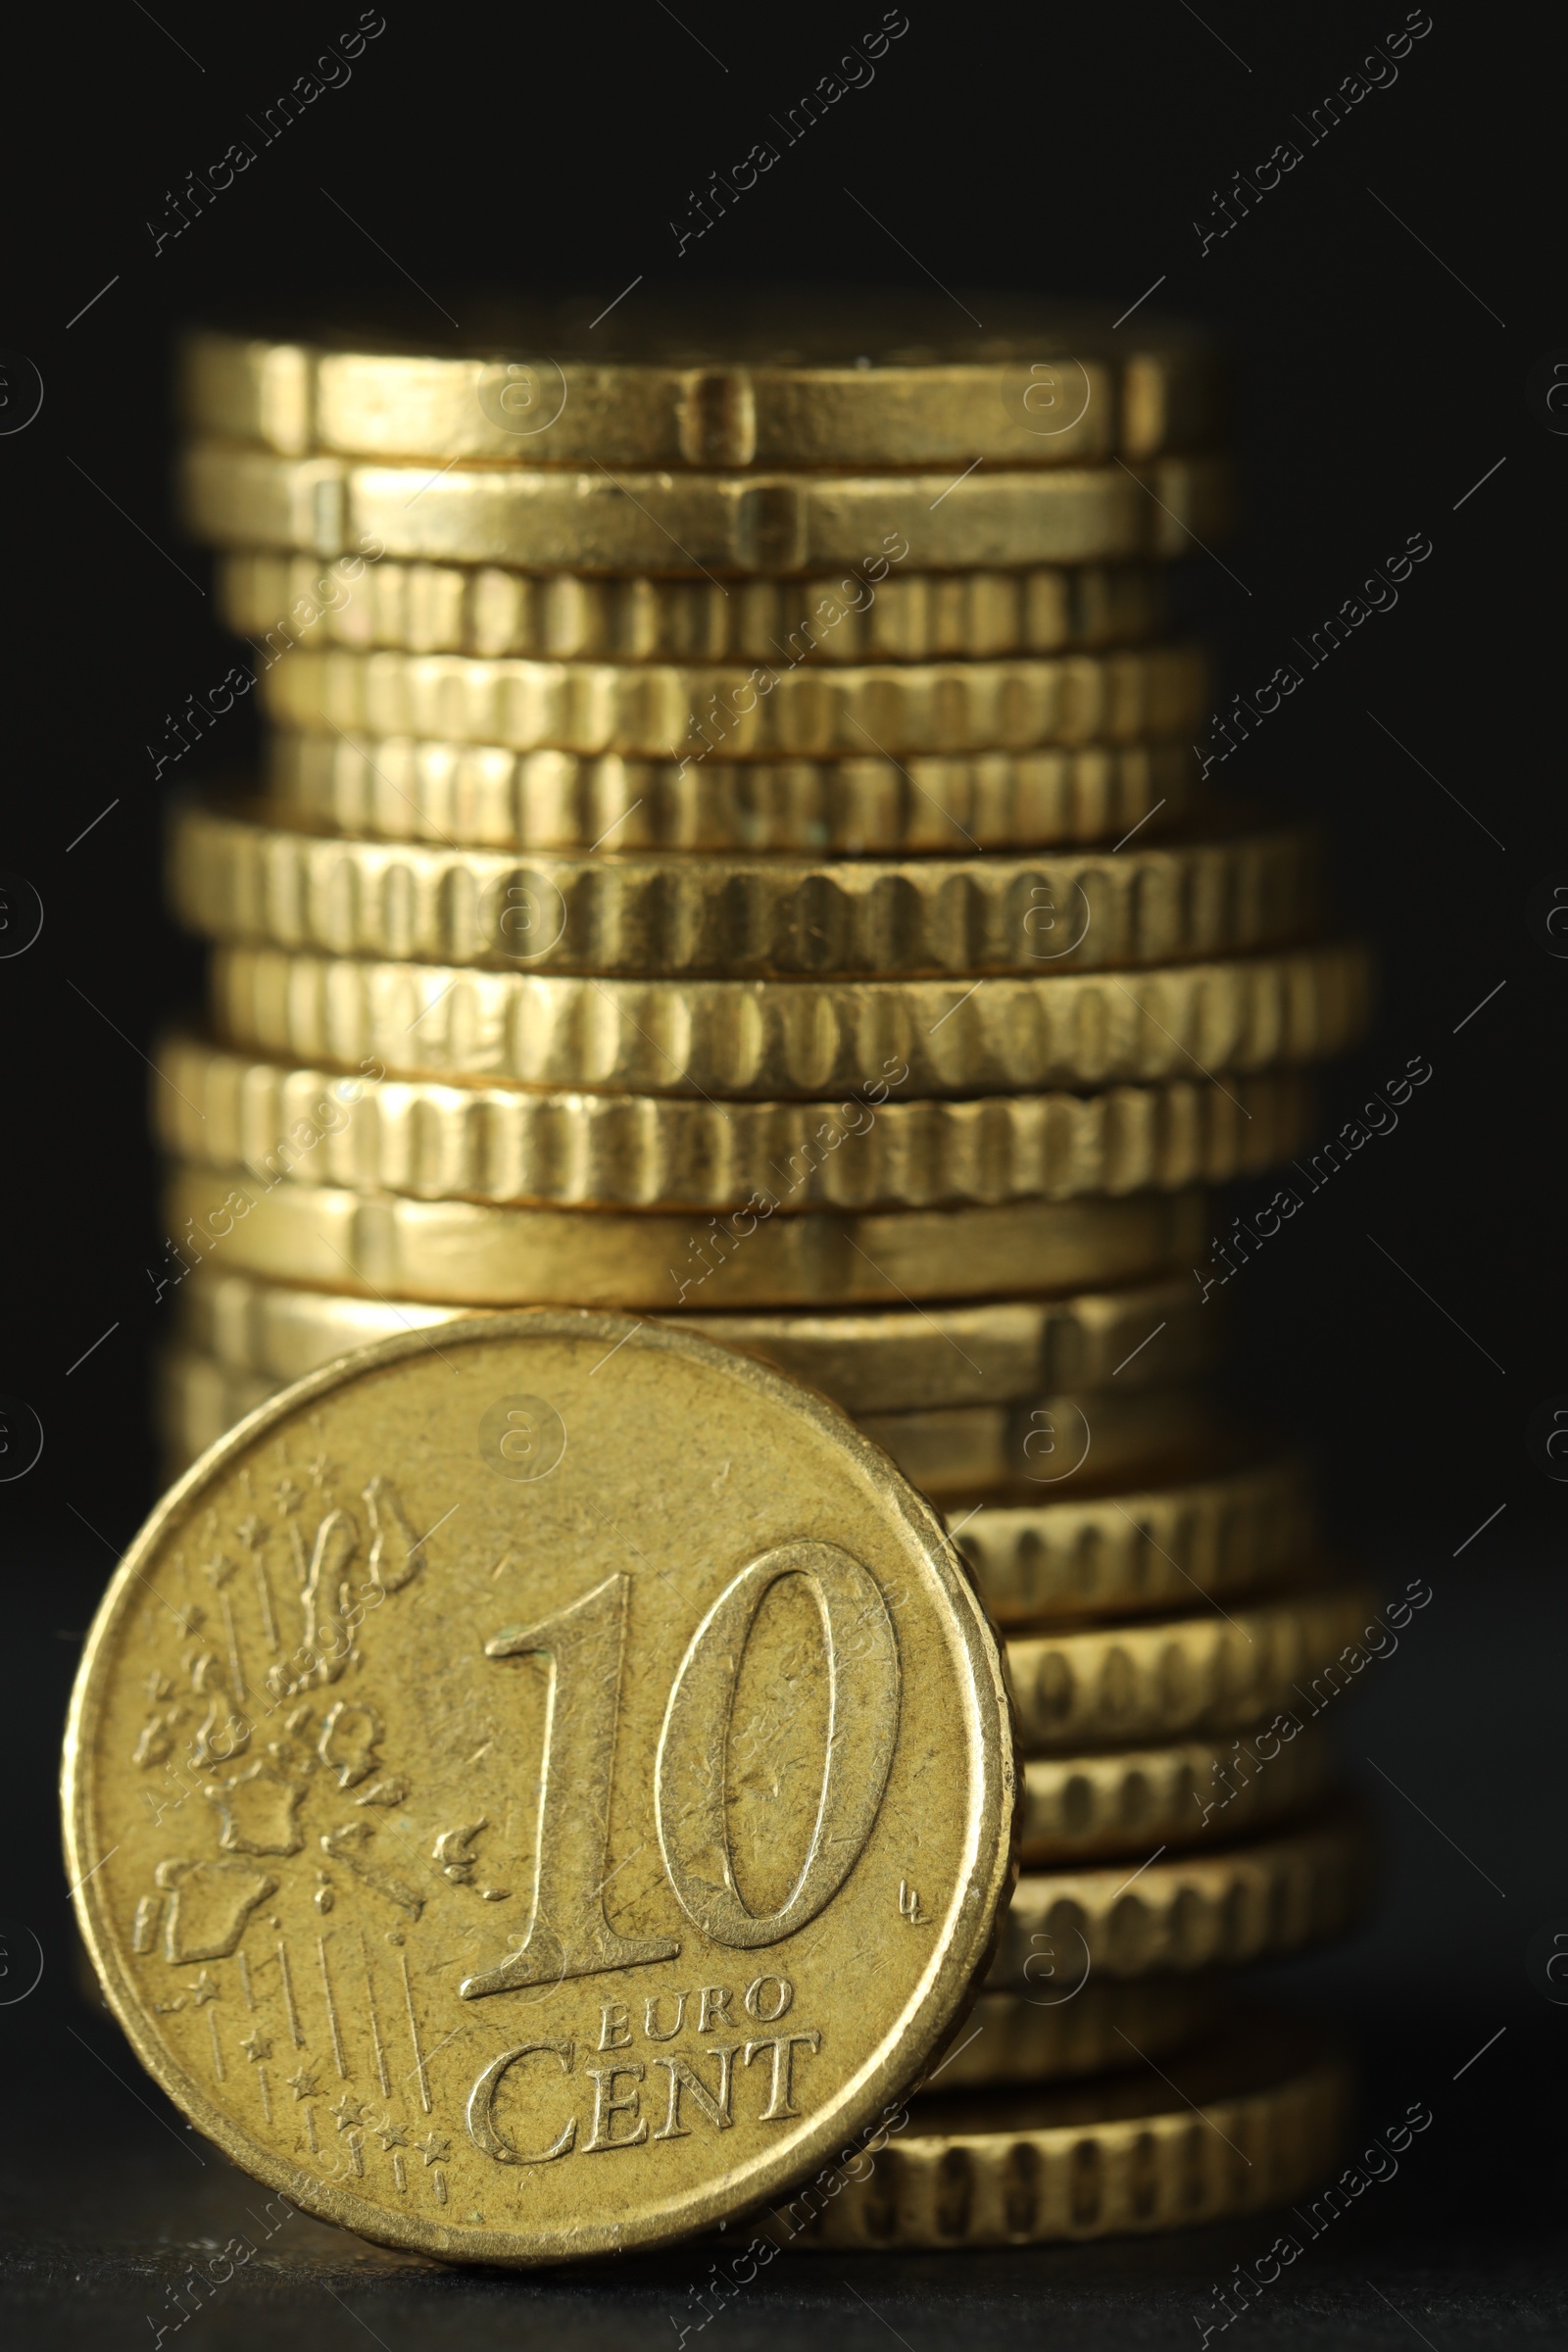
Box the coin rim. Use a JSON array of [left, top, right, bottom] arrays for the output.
[[795, 2012, 1352, 2244], [155, 1029, 1314, 1211], [207, 935, 1374, 1095], [1004, 1580, 1377, 1749], [254, 639, 1210, 764], [62, 1307, 1020, 2266], [181, 326, 1222, 467], [162, 1264, 1217, 1402], [168, 796, 1316, 980], [988, 1796, 1371, 1984], [180, 443, 1233, 574]]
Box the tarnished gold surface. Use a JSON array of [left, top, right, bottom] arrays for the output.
[[155, 1035, 1313, 1210], [172, 1270, 1219, 1408], [255, 643, 1209, 760], [209, 939, 1374, 1095], [1019, 1726, 1332, 1863], [858, 1385, 1219, 1499], [170, 801, 1316, 980], [65, 1314, 1018, 2266], [953, 1456, 1315, 1624], [1004, 1585, 1376, 1750], [986, 1803, 1372, 1985], [162, 1363, 1316, 1621], [180, 308, 1224, 468], [263, 731, 1200, 853], [156, 1347, 1219, 1500], [180, 444, 1234, 573], [223, 553, 1171, 663], [162, 1165, 1207, 1308], [925, 1977, 1226, 2088], [784, 2010, 1351, 2247]]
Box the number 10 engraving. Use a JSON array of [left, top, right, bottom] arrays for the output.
[[459, 1541, 900, 2001]]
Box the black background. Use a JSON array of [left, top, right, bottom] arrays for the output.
[[2, 5, 1563, 2344]]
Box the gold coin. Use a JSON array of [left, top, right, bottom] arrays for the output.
[[926, 1977, 1226, 2090], [157, 1032, 1313, 1211], [860, 1384, 1220, 1500], [987, 1803, 1371, 1985], [954, 1455, 1315, 1625], [223, 552, 1170, 663], [155, 1352, 1215, 1503], [264, 728, 1200, 854], [210, 939, 1373, 1096], [172, 1268, 1220, 1409], [65, 1312, 1018, 2265], [171, 801, 1315, 981], [255, 643, 1209, 760], [162, 1165, 1207, 1308], [781, 2009, 1351, 2248], [1005, 1585, 1375, 1750], [1019, 1725, 1333, 1864], [180, 444, 1234, 573], [181, 306, 1222, 467]]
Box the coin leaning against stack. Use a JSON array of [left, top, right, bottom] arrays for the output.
[[150, 298, 1372, 2249]]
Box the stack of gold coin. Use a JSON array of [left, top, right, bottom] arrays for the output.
[[158, 296, 1373, 2239]]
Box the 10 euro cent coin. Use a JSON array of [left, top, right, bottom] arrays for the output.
[[63, 1312, 1018, 2264]]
